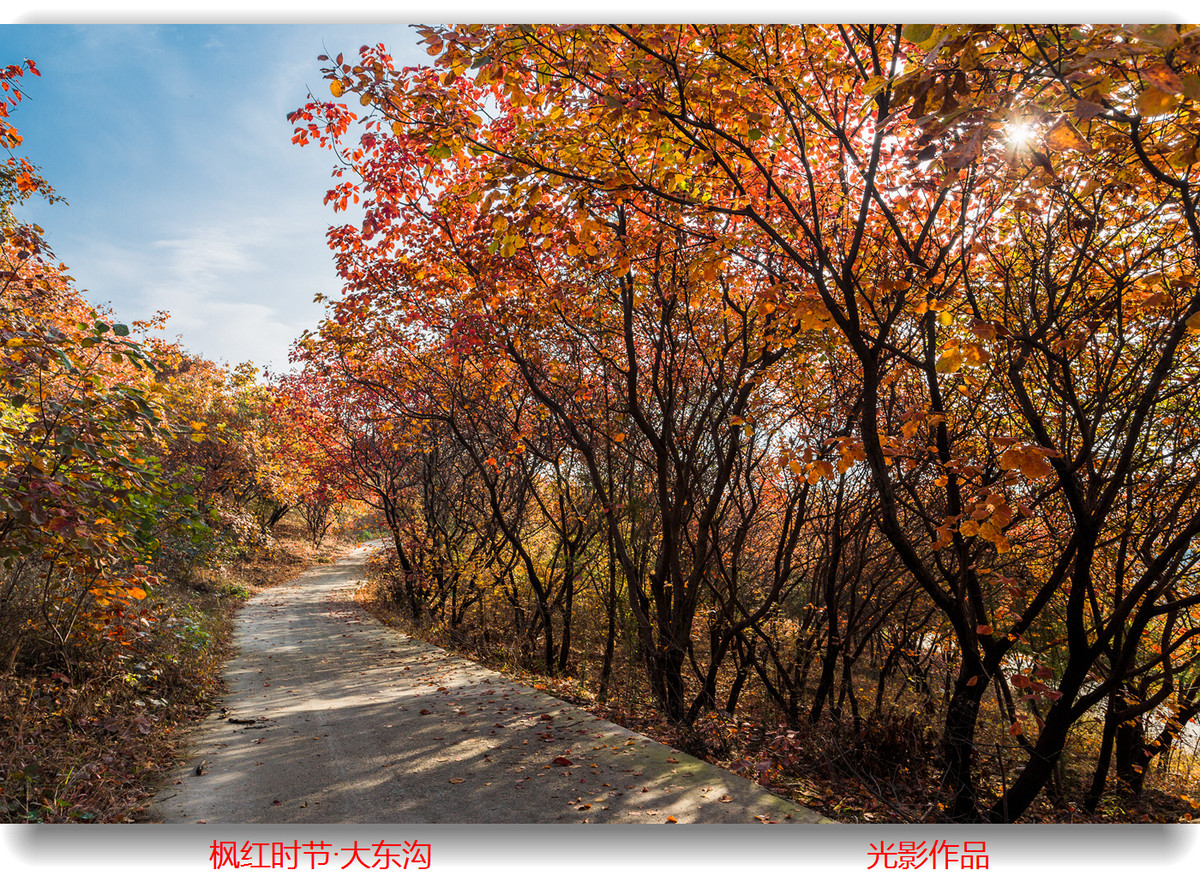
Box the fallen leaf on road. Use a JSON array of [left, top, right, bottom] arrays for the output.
[[666, 816, 678, 823], [553, 756, 573, 766], [666, 757, 679, 763], [578, 804, 591, 810], [448, 778, 465, 784], [718, 795, 733, 803], [419, 709, 431, 715]]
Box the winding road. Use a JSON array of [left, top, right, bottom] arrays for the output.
[[147, 542, 831, 824]]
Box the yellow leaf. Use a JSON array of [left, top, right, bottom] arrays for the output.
[[978, 522, 1004, 544], [936, 346, 962, 374], [1138, 86, 1179, 116], [330, 80, 344, 98]]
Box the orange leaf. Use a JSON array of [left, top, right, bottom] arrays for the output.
[[1045, 119, 1093, 153], [1146, 63, 1184, 95]]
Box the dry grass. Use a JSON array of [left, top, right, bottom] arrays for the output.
[[0, 519, 337, 823]]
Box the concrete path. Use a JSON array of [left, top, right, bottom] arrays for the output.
[[147, 543, 831, 824]]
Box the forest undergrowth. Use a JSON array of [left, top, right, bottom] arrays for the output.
[[355, 550, 1200, 824], [0, 521, 344, 823]]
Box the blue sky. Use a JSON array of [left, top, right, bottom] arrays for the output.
[[0, 9, 1183, 372], [0, 24, 426, 372]]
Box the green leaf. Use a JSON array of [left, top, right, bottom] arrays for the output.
[[1183, 74, 1200, 103], [113, 323, 130, 337], [902, 24, 935, 45], [1140, 23, 1179, 48]]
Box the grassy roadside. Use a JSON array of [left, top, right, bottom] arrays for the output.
[[0, 524, 347, 823]]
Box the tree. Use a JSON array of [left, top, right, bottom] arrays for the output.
[[289, 26, 1200, 821]]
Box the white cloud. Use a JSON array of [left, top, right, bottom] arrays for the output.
[[151, 229, 262, 283], [0, 25, 416, 372]]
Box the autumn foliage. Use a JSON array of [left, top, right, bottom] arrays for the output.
[[0, 59, 351, 821], [286, 25, 1200, 822]]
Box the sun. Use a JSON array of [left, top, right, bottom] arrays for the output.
[[1005, 120, 1038, 149]]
